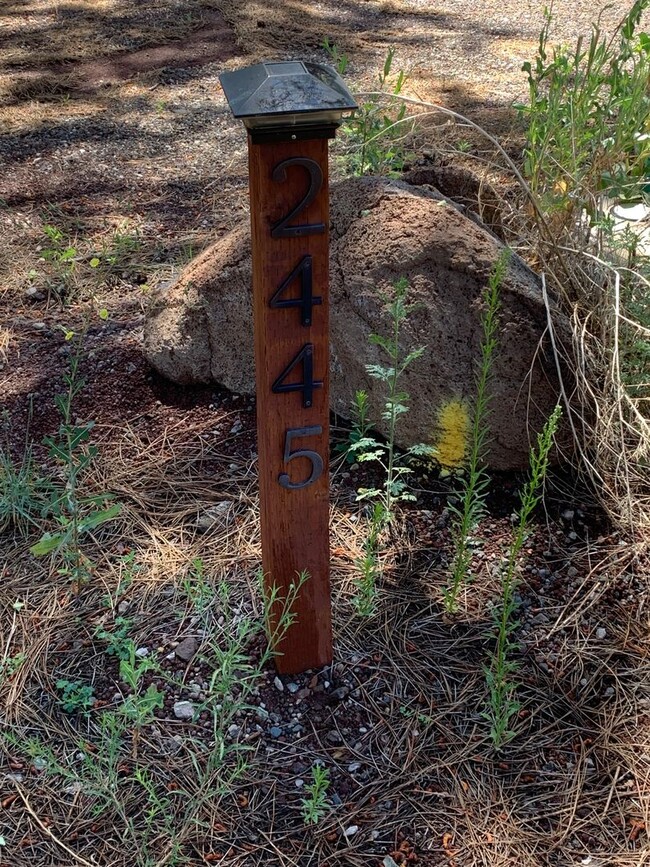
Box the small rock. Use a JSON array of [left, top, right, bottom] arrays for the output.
[[117, 600, 129, 614], [330, 686, 349, 702], [274, 676, 284, 692], [32, 757, 47, 772], [227, 724, 240, 738], [344, 825, 359, 837], [326, 730, 343, 745], [196, 501, 232, 530], [24, 286, 45, 302], [4, 773, 24, 783], [173, 700, 195, 721], [561, 509, 575, 522], [595, 627, 607, 640], [347, 762, 362, 773], [287, 682, 300, 694], [269, 726, 283, 738], [135, 646, 149, 658], [175, 636, 198, 662], [295, 778, 304, 788], [567, 566, 578, 578]]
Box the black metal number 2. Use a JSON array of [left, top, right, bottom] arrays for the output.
[[271, 158, 325, 239], [269, 255, 321, 326], [271, 343, 322, 408], [278, 426, 323, 489]]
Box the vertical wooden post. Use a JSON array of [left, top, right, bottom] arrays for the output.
[[248, 135, 332, 674]]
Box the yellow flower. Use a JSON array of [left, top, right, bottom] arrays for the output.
[[434, 399, 469, 469]]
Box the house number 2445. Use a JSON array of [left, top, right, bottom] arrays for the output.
[[269, 157, 325, 491]]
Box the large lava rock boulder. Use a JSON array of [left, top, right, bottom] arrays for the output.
[[144, 176, 565, 470]]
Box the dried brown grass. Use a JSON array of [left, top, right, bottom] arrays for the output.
[[1, 415, 648, 865]]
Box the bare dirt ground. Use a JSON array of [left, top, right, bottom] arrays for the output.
[[1, 2, 648, 866]]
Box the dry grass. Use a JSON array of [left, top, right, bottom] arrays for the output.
[[1, 416, 648, 866]]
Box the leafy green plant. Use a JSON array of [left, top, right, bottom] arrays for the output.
[[118, 641, 163, 757], [323, 36, 348, 74], [351, 278, 433, 518], [325, 42, 411, 176], [119, 643, 157, 693], [338, 389, 372, 464], [0, 408, 50, 535], [484, 404, 562, 748], [181, 557, 214, 618], [40, 224, 78, 297], [346, 279, 435, 613], [301, 764, 330, 825], [30, 320, 121, 587], [90, 226, 142, 278], [444, 250, 510, 612], [0, 652, 26, 684], [518, 1, 650, 218], [94, 616, 133, 660], [56, 678, 95, 713], [202, 571, 309, 767], [353, 501, 383, 617]]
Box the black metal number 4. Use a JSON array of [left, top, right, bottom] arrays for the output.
[[278, 426, 323, 490], [271, 343, 322, 408], [271, 158, 325, 239], [269, 255, 321, 327]]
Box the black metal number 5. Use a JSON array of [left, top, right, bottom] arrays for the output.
[[271, 158, 325, 239], [278, 426, 323, 490]]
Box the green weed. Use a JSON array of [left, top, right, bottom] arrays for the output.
[[0, 652, 26, 684], [94, 616, 133, 660], [40, 223, 78, 299], [301, 764, 330, 825], [30, 319, 121, 588], [518, 1, 650, 218], [0, 408, 50, 536], [347, 278, 435, 613], [56, 678, 96, 713], [325, 41, 411, 176], [351, 278, 434, 517], [484, 404, 562, 748], [444, 250, 510, 612]]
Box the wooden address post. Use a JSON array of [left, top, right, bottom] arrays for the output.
[[219, 62, 357, 674]]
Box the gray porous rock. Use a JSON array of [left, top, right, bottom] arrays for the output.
[[144, 176, 568, 470]]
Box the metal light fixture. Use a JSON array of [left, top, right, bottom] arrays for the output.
[[219, 60, 357, 142]]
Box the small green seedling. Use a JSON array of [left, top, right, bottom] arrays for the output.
[[56, 679, 95, 713], [301, 764, 330, 825]]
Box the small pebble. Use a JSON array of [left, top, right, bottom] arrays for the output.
[[287, 682, 300, 693], [269, 726, 283, 738], [595, 627, 607, 640], [344, 825, 359, 837], [173, 701, 195, 721], [274, 676, 284, 692], [135, 647, 149, 658], [4, 773, 24, 783]]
